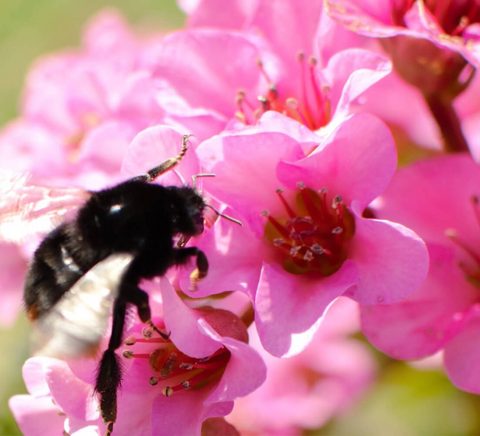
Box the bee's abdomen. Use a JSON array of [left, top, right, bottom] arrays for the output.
[[24, 223, 94, 320]]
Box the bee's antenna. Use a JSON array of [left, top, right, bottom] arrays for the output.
[[192, 173, 216, 191], [205, 204, 242, 226], [133, 134, 191, 183]]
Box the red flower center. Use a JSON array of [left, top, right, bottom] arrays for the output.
[[236, 53, 331, 130], [123, 326, 230, 396], [263, 185, 355, 276], [393, 0, 480, 36]]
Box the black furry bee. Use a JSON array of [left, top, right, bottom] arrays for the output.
[[22, 135, 209, 434]]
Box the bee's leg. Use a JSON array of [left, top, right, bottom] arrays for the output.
[[128, 134, 190, 183], [95, 298, 126, 436], [173, 246, 209, 285], [126, 286, 170, 340]]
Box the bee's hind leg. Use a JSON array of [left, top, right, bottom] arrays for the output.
[[95, 298, 126, 435]]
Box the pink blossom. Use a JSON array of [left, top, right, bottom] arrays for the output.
[[361, 154, 480, 393], [10, 279, 266, 435], [227, 298, 376, 434], [324, 0, 480, 155], [152, 1, 390, 134], [193, 112, 428, 357], [325, 0, 480, 67], [0, 10, 164, 190]]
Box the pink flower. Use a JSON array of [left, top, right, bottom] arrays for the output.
[[227, 298, 376, 434], [324, 0, 480, 154], [361, 154, 480, 393], [325, 0, 480, 67], [10, 279, 266, 435], [192, 112, 428, 357], [0, 10, 164, 190], [152, 1, 390, 134]]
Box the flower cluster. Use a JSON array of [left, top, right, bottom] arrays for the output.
[[2, 0, 480, 434]]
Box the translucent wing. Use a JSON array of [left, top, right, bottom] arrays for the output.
[[0, 172, 88, 243], [32, 253, 134, 358]]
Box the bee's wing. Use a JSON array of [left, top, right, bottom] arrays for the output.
[[0, 172, 88, 243], [33, 253, 134, 358]]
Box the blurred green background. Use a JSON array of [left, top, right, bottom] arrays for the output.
[[1, 1, 480, 435]]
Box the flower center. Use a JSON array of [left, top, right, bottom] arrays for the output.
[[392, 1, 480, 36], [123, 325, 230, 396], [263, 185, 355, 276], [236, 54, 331, 130]]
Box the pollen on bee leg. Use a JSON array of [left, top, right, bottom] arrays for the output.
[[189, 268, 206, 291]]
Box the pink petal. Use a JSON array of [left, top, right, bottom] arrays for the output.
[[46, 366, 98, 421], [23, 357, 99, 421], [78, 120, 134, 174], [197, 131, 304, 235], [361, 245, 475, 359], [349, 212, 429, 304], [182, 0, 257, 29], [199, 319, 266, 403], [250, 0, 323, 66], [9, 395, 66, 435], [121, 125, 200, 186], [377, 154, 480, 247], [277, 113, 396, 208], [255, 260, 358, 357], [352, 72, 441, 149], [151, 390, 231, 436], [82, 9, 135, 55], [325, 48, 391, 114], [160, 279, 222, 357], [178, 211, 264, 299], [444, 317, 480, 394], [256, 111, 319, 148], [155, 29, 261, 116]]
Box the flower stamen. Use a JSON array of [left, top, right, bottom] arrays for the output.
[[264, 186, 355, 275]]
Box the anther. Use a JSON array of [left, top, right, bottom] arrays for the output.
[[163, 386, 174, 397], [124, 336, 136, 346], [179, 363, 194, 370], [142, 327, 153, 338], [332, 195, 343, 207], [303, 250, 314, 261], [290, 246, 301, 257], [122, 350, 134, 359], [310, 243, 325, 254], [149, 377, 159, 386]]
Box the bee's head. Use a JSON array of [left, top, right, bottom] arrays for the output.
[[169, 186, 205, 236]]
